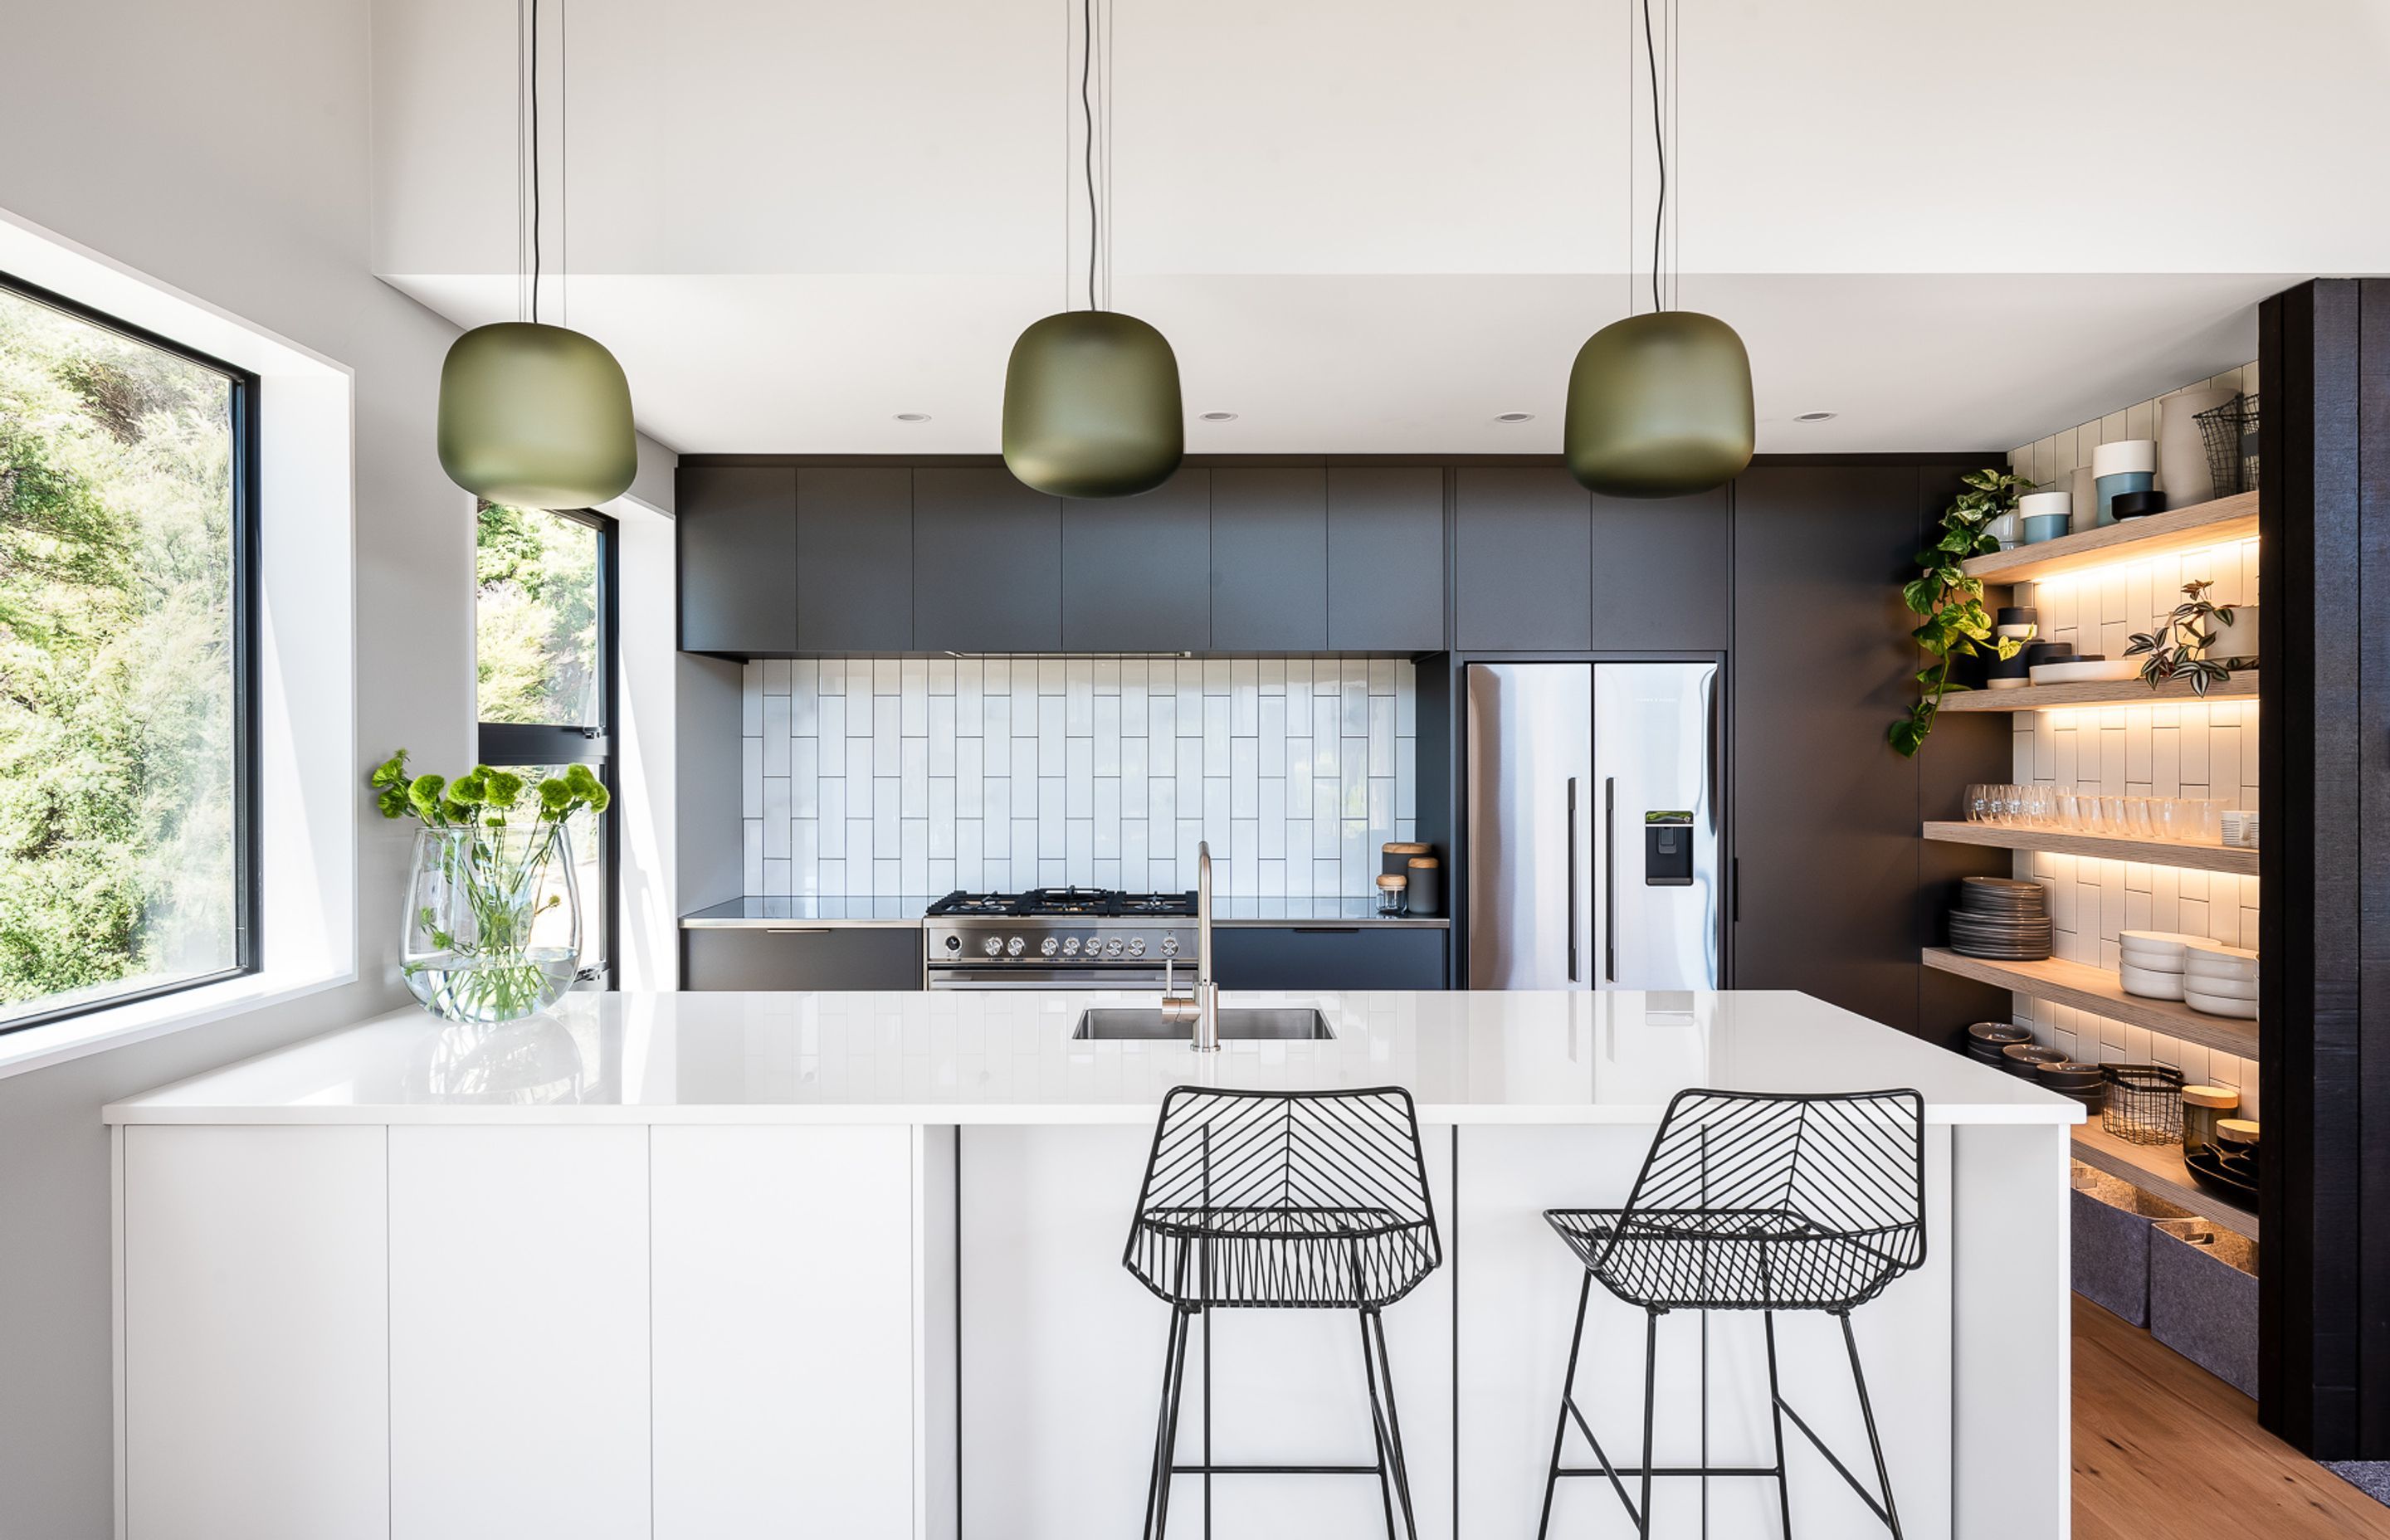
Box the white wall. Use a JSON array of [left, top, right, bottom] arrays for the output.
[[0, 4, 670, 1533]]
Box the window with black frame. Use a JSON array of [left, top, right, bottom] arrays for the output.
[[0, 272, 258, 1033], [476, 501, 617, 987]]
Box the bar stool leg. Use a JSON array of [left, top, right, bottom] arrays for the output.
[[1366, 1308, 1420, 1540], [1837, 1311, 1904, 1540], [1356, 1306, 1400, 1540], [1636, 1309, 1660, 1540], [1143, 1304, 1193, 1540], [1763, 1309, 1794, 1540], [1536, 1273, 1596, 1540]]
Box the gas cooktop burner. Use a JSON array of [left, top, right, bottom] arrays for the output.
[[924, 888, 1197, 919]]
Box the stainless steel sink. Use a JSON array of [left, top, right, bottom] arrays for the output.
[[1071, 1006, 1335, 1042]]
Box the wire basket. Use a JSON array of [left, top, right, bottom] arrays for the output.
[[2101, 1063, 2187, 1146], [2194, 392, 2260, 498]]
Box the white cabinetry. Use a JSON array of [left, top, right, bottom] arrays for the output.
[[121, 1125, 388, 1540], [388, 1125, 651, 1540]]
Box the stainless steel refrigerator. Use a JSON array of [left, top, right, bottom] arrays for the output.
[[1465, 662, 1722, 989]]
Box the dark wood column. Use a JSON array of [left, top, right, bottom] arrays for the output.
[[2257, 277, 2390, 1456]]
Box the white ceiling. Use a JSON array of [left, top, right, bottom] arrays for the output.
[[370, 0, 2390, 454]]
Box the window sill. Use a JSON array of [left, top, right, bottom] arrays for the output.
[[0, 967, 357, 1083]]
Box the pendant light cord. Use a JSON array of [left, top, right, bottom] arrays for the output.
[[1081, 0, 1098, 311], [529, 0, 543, 324], [1641, 0, 1664, 315]]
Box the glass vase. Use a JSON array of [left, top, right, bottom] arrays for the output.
[[401, 823, 583, 1024]]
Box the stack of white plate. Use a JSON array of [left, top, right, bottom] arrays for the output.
[[2118, 930, 2207, 1000], [2183, 942, 2259, 1019]]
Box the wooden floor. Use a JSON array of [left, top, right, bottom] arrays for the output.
[[2074, 1295, 2390, 1538]]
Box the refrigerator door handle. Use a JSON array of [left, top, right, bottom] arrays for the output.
[[1565, 777, 1580, 982], [1603, 776, 1618, 983]]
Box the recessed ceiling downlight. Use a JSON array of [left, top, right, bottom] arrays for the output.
[[1495, 412, 1536, 423], [1199, 411, 1238, 422], [1794, 410, 1839, 423], [894, 412, 931, 422]]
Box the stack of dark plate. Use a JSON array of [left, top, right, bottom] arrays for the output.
[[1948, 876, 2052, 961], [1964, 1021, 2032, 1067], [2001, 1041, 2070, 1079], [2032, 1058, 2106, 1112]]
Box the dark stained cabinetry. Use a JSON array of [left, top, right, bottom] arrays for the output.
[[913, 469, 1063, 653], [1209, 469, 1329, 651], [1062, 469, 1212, 652], [683, 928, 924, 991], [1210, 926, 1447, 991], [678, 465, 797, 655], [1590, 485, 1733, 651], [1327, 467, 1446, 651], [797, 467, 913, 652], [1454, 467, 1593, 650]]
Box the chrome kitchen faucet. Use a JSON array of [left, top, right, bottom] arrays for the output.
[[1159, 841, 1221, 1050]]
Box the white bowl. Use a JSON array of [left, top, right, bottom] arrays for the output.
[[2119, 963, 2188, 1000], [2030, 657, 2142, 685], [2122, 930, 2208, 951], [2184, 941, 2259, 969], [2183, 990, 2258, 1021], [2092, 438, 2157, 477], [2179, 973, 2257, 1001], [2017, 490, 2071, 524]]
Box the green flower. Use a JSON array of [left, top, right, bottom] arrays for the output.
[[368, 750, 410, 790], [376, 786, 409, 819], [538, 777, 574, 815], [407, 773, 447, 821], [482, 769, 525, 808], [584, 783, 611, 814], [564, 763, 600, 797], [440, 797, 475, 825], [449, 768, 488, 805]]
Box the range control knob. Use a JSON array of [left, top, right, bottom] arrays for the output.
[[1126, 937, 1147, 957], [981, 935, 1002, 957], [1006, 935, 1026, 958], [1159, 933, 1181, 957], [1040, 936, 1060, 958], [1061, 936, 1081, 956], [944, 933, 962, 953], [1105, 937, 1124, 958]]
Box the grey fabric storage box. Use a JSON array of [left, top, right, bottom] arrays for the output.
[[2150, 1219, 2259, 1397], [2071, 1163, 2191, 1325]]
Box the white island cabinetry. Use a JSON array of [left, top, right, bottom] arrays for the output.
[[108, 989, 2075, 1540]]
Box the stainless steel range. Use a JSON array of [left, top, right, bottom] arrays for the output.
[[923, 888, 1198, 989]]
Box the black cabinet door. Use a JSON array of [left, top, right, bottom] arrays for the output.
[[1209, 926, 1448, 990], [1062, 469, 1211, 651], [681, 928, 924, 990], [797, 467, 913, 652], [1729, 465, 1926, 1033], [1210, 468, 1329, 651], [678, 465, 797, 655], [1327, 467, 1446, 651], [1589, 485, 1732, 652], [1454, 466, 1593, 650], [912, 469, 1062, 653]]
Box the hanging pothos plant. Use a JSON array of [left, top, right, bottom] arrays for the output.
[[1889, 469, 2035, 757]]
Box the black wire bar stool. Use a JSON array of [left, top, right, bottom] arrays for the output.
[[1124, 1084, 1442, 1540], [1536, 1087, 1928, 1538]]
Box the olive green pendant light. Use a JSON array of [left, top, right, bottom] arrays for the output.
[[1002, 0, 1182, 499], [1564, 0, 1752, 499], [438, 0, 636, 509]]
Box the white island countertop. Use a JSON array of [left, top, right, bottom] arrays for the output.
[[105, 989, 2082, 1128]]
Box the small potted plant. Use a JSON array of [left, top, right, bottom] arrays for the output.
[[367, 751, 610, 1023], [2124, 580, 2243, 696]]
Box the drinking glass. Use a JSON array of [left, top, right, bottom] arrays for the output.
[[1963, 783, 1990, 824], [2119, 797, 2153, 838]]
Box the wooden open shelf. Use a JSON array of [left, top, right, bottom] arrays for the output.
[[2071, 1120, 2258, 1239], [1936, 671, 2257, 712], [1920, 947, 2257, 1058], [1963, 490, 2258, 584], [1922, 821, 2259, 876]]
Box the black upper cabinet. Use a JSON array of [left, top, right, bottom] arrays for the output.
[[797, 467, 913, 653], [1061, 469, 1211, 652], [1454, 466, 1593, 651], [1326, 466, 1446, 651], [1588, 485, 1732, 652], [678, 465, 797, 655], [913, 469, 1063, 653], [1209, 469, 1329, 651]]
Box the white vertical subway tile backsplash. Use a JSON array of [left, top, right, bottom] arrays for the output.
[[740, 655, 1418, 901], [2001, 362, 2263, 1117]]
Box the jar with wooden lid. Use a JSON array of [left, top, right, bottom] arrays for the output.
[[1375, 871, 1408, 916], [1381, 841, 1430, 879], [2180, 1084, 2241, 1163], [1404, 855, 1441, 916]]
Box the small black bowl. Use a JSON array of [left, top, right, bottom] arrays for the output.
[[2111, 489, 2168, 519]]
